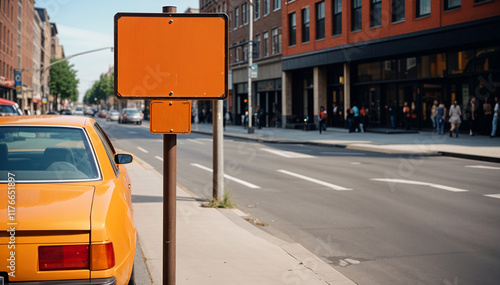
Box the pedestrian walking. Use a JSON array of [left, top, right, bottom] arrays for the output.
[[347, 107, 354, 133], [360, 105, 369, 132], [388, 102, 396, 128], [431, 100, 438, 133], [436, 101, 446, 135], [483, 99, 493, 135], [449, 100, 462, 138], [491, 96, 499, 138], [465, 97, 479, 136], [403, 102, 410, 130], [352, 104, 361, 132], [318, 106, 327, 134]]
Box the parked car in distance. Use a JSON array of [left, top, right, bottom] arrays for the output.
[[84, 107, 94, 116], [60, 109, 73, 115], [74, 106, 84, 116], [45, 110, 58, 115], [107, 110, 120, 121], [0, 115, 136, 284], [0, 98, 23, 116], [98, 109, 108, 118], [119, 108, 142, 125]]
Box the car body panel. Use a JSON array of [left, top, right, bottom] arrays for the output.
[[0, 116, 135, 284], [106, 110, 119, 121], [119, 108, 142, 124]]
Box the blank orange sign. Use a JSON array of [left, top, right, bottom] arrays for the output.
[[150, 100, 191, 134], [115, 13, 227, 100]]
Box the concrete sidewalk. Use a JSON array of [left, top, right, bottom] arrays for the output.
[[128, 157, 356, 285], [190, 123, 500, 163]]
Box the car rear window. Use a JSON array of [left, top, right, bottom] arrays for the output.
[[0, 126, 100, 182]]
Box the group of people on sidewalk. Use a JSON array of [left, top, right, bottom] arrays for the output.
[[429, 96, 499, 138]]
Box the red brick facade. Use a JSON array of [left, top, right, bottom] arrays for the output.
[[283, 0, 500, 57]]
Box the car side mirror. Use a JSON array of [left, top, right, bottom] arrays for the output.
[[115, 153, 133, 165]]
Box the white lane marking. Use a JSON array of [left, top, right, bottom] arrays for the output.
[[191, 163, 261, 189], [351, 162, 362, 165], [155, 156, 163, 161], [465, 165, 500, 170], [137, 147, 149, 153], [485, 194, 500, 199], [278, 170, 352, 191], [261, 148, 314, 158], [321, 152, 366, 155], [371, 178, 468, 192], [187, 139, 204, 145]]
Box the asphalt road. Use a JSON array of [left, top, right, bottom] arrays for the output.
[[97, 118, 500, 285]]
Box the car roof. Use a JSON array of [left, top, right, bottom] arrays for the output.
[[0, 115, 95, 127], [0, 98, 17, 105]]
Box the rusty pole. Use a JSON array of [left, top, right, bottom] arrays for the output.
[[162, 7, 177, 285]]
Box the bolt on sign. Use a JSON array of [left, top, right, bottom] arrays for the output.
[[114, 13, 228, 100]]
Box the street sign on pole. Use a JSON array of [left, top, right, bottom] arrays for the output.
[[114, 13, 228, 100], [150, 100, 191, 134], [14, 71, 22, 95]]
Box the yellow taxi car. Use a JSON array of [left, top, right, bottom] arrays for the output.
[[0, 116, 136, 285]]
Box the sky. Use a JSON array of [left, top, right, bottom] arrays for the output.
[[35, 0, 200, 102]]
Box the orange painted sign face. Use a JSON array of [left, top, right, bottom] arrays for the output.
[[150, 100, 191, 134], [114, 13, 228, 100]]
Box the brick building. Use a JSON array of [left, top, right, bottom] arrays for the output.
[[282, 0, 500, 131], [0, 0, 18, 101], [201, 0, 283, 127]]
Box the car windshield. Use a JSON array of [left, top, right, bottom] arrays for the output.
[[0, 126, 100, 182], [0, 104, 22, 116]]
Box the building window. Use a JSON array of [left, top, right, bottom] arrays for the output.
[[351, 0, 362, 31], [272, 28, 281, 54], [371, 0, 382, 27], [274, 0, 281, 10], [255, 0, 260, 19], [254, 34, 260, 59], [242, 3, 248, 25], [474, 0, 490, 3], [234, 7, 239, 28], [264, 0, 270, 15], [263, 31, 269, 56], [444, 0, 461, 10], [316, 1, 325, 40], [289, 12, 296, 46], [416, 0, 431, 17], [392, 0, 405, 22], [332, 0, 342, 35], [243, 45, 248, 61], [302, 7, 310, 43]]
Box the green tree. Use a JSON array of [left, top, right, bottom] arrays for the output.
[[48, 59, 79, 109], [83, 72, 114, 105]]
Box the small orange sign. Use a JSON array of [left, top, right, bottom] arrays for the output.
[[114, 13, 228, 100], [150, 100, 191, 134]]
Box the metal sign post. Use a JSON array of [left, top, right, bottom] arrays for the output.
[[114, 6, 227, 285]]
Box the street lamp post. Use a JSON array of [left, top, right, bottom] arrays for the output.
[[247, 0, 254, 134]]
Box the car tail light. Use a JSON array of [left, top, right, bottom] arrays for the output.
[[39, 245, 89, 271], [91, 242, 115, 270], [123, 113, 127, 118]]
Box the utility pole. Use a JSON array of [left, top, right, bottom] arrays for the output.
[[213, 100, 224, 200], [247, 0, 254, 134]]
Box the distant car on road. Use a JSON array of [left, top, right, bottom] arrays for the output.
[[0, 98, 23, 116], [84, 107, 94, 116], [45, 110, 58, 115], [98, 109, 108, 118], [74, 106, 84, 116], [107, 109, 120, 121], [119, 108, 143, 125], [0, 115, 136, 284], [61, 109, 73, 115]]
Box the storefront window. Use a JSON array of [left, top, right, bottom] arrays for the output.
[[474, 46, 500, 72], [419, 53, 446, 78], [447, 50, 474, 74], [399, 57, 418, 79], [357, 61, 381, 82], [382, 60, 398, 80]]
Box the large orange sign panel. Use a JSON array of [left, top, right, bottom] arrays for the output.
[[114, 13, 228, 100]]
